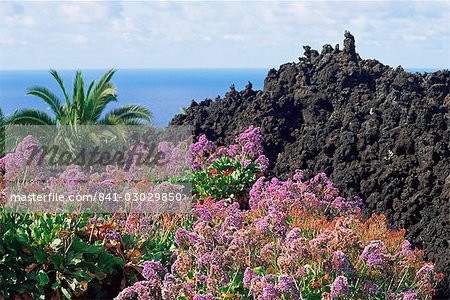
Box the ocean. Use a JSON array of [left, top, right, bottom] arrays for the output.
[[0, 69, 267, 126], [0, 68, 441, 126]]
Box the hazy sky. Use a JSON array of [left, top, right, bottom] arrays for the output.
[[0, 1, 449, 70]]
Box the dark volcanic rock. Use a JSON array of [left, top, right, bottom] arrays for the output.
[[171, 32, 450, 297]]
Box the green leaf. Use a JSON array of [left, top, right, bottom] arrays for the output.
[[32, 249, 47, 264], [51, 279, 61, 290], [16, 232, 28, 244], [84, 245, 101, 254], [38, 270, 50, 286], [72, 270, 92, 281], [51, 254, 64, 268], [8, 109, 56, 125]]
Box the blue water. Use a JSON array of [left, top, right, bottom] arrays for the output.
[[0, 69, 267, 126], [0, 68, 443, 126]]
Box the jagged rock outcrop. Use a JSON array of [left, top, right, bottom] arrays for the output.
[[171, 32, 450, 297]]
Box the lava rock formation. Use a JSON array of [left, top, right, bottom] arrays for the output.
[[171, 31, 450, 297]]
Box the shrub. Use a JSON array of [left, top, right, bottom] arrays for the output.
[[0, 211, 123, 299], [192, 126, 269, 206]]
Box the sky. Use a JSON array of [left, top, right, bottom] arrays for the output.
[[0, 1, 449, 70]]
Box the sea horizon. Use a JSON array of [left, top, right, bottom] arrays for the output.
[[0, 68, 269, 126], [0, 67, 446, 126]]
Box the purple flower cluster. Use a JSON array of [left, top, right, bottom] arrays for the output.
[[249, 171, 363, 218], [142, 261, 167, 282], [331, 250, 348, 273], [330, 275, 349, 298], [416, 264, 436, 281], [174, 227, 200, 248], [115, 280, 161, 300], [191, 126, 269, 173], [115, 268, 180, 300], [235, 126, 264, 158], [390, 290, 419, 300], [105, 229, 122, 241], [243, 267, 256, 288], [394, 240, 413, 260], [3, 135, 49, 182], [364, 280, 378, 296], [360, 240, 388, 268], [190, 135, 216, 170], [277, 275, 299, 297], [243, 273, 300, 299], [58, 164, 88, 189], [114, 214, 158, 239], [156, 140, 188, 176]]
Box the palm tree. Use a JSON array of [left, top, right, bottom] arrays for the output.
[[8, 69, 152, 125]]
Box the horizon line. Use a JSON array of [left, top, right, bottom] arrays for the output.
[[0, 66, 448, 72], [0, 67, 272, 72]]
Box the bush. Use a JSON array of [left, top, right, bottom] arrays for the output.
[[0, 211, 123, 299], [191, 126, 268, 206]]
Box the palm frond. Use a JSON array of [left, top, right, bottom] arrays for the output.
[[89, 69, 116, 104], [91, 83, 117, 121], [8, 109, 56, 125], [83, 80, 96, 121], [97, 114, 124, 125], [87, 70, 118, 122], [105, 105, 152, 123], [26, 86, 63, 119], [73, 71, 85, 122], [17, 69, 152, 129], [85, 80, 95, 102], [49, 69, 70, 108], [124, 119, 145, 125]]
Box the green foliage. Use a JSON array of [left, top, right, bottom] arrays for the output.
[[0, 210, 123, 299], [0, 213, 44, 299], [193, 156, 260, 201], [138, 226, 175, 266]]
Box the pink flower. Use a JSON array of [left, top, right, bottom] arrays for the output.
[[243, 267, 254, 288], [360, 240, 388, 267], [142, 261, 167, 281], [162, 274, 181, 299], [331, 251, 349, 273], [330, 275, 349, 298], [416, 264, 435, 280], [364, 280, 378, 296], [175, 228, 200, 247], [277, 274, 298, 296]]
